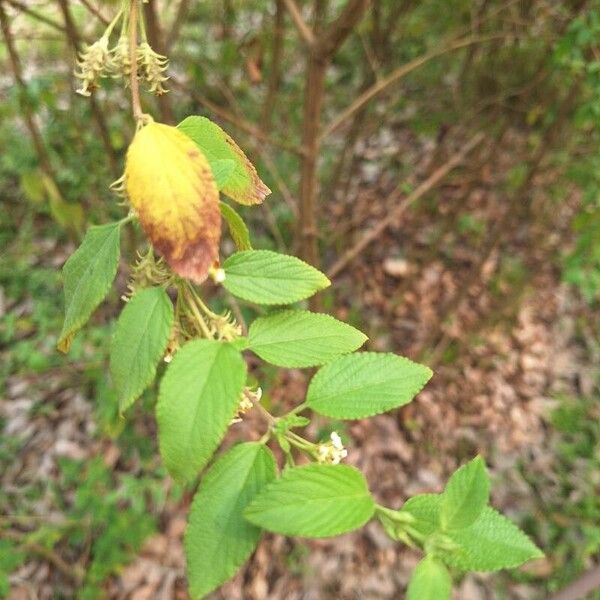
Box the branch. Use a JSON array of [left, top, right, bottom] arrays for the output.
[[283, 0, 316, 48], [129, 0, 144, 122], [322, 35, 502, 140], [1, 529, 84, 585], [55, 0, 119, 177], [326, 133, 485, 279], [549, 562, 600, 600], [5, 0, 65, 33], [169, 74, 304, 156], [166, 0, 190, 51], [77, 0, 109, 25], [318, 0, 370, 58]]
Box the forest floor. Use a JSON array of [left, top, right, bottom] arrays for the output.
[[2, 126, 599, 599]]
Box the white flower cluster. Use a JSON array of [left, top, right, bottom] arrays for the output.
[[75, 36, 112, 97], [317, 432, 348, 465], [137, 42, 169, 95], [75, 35, 169, 97], [231, 387, 262, 424]]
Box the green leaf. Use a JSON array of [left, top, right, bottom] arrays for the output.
[[178, 116, 270, 205], [407, 556, 452, 600], [445, 507, 544, 571], [222, 250, 330, 305], [220, 202, 252, 251], [110, 287, 174, 413], [248, 310, 367, 368], [211, 159, 236, 190], [306, 352, 432, 419], [401, 494, 442, 537], [185, 443, 276, 599], [441, 456, 489, 530], [58, 222, 121, 352], [244, 464, 374, 537], [156, 340, 246, 483]]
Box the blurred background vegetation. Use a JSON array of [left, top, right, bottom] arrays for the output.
[[1, 0, 599, 598]]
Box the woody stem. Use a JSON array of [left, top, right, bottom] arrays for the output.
[[128, 0, 143, 122]]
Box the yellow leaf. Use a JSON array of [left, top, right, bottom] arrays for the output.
[[125, 122, 221, 283]]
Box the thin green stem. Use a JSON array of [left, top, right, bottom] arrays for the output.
[[118, 212, 135, 226], [187, 283, 220, 319], [182, 285, 212, 338], [138, 0, 148, 42], [103, 6, 124, 38], [289, 401, 308, 415], [255, 400, 276, 424]]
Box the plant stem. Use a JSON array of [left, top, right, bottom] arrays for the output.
[[182, 285, 212, 339], [255, 401, 276, 424], [128, 0, 143, 123], [289, 401, 308, 415]]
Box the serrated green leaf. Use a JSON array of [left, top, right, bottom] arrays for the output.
[[220, 202, 252, 251], [244, 464, 374, 537], [185, 443, 276, 599], [248, 310, 367, 368], [222, 250, 330, 305], [441, 456, 489, 530], [445, 507, 544, 571], [156, 340, 246, 483], [407, 556, 452, 600], [178, 116, 270, 205], [110, 287, 174, 413], [211, 159, 236, 190], [401, 494, 442, 537], [58, 222, 121, 352], [306, 352, 432, 419]]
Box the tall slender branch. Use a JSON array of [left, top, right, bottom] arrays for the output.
[[260, 0, 285, 131], [55, 0, 119, 177], [0, 2, 52, 175], [78, 0, 109, 25], [128, 0, 143, 122], [143, 0, 175, 123], [327, 133, 485, 279], [0, 0, 76, 237], [283, 0, 316, 48], [295, 0, 370, 284], [318, 0, 370, 57], [166, 0, 190, 51], [5, 0, 64, 32], [322, 34, 503, 140]]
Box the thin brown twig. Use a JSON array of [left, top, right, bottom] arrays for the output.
[[5, 0, 64, 32], [1, 530, 85, 585], [143, 0, 175, 123], [55, 0, 119, 178], [321, 34, 506, 140], [318, 0, 370, 58], [327, 133, 485, 279], [296, 0, 370, 279], [78, 0, 109, 25], [169, 75, 304, 157], [128, 0, 143, 122], [260, 0, 285, 132], [283, 0, 316, 48], [166, 0, 190, 51]]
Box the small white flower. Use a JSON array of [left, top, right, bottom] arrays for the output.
[[210, 268, 226, 284], [110, 35, 132, 79], [137, 42, 169, 95], [316, 431, 348, 465], [75, 36, 113, 96], [230, 387, 262, 424]]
